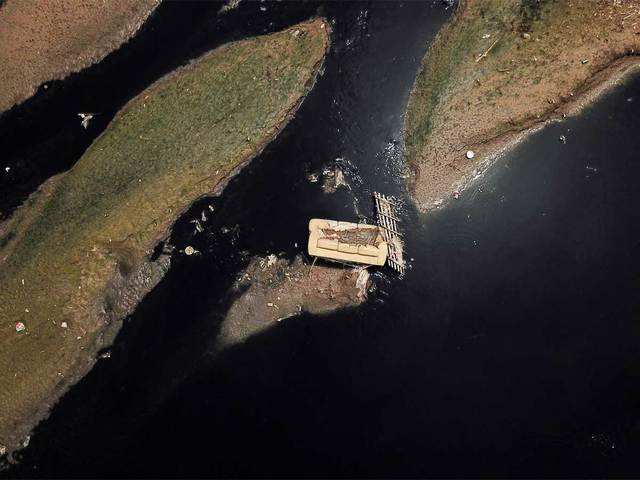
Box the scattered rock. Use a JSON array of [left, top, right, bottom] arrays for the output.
[[307, 172, 319, 183], [99, 351, 111, 359], [0, 444, 6, 456], [321, 166, 349, 193], [22, 435, 30, 448]]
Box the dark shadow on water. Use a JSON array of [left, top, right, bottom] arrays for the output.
[[0, 0, 324, 220], [6, 0, 640, 477]]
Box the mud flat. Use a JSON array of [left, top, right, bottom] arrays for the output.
[[0, 18, 329, 459], [220, 255, 370, 347], [404, 0, 640, 211], [0, 0, 160, 113]]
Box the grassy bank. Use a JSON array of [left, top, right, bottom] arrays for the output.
[[405, 0, 640, 211], [0, 18, 329, 455]]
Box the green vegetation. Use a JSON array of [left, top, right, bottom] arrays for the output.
[[405, 0, 537, 161], [0, 18, 328, 452], [405, 0, 640, 210]]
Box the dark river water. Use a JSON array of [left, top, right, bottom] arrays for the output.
[[3, 0, 640, 477]]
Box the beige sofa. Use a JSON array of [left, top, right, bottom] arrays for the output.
[[307, 219, 388, 266]]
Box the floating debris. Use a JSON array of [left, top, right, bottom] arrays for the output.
[[190, 218, 203, 234], [184, 246, 197, 256], [355, 268, 370, 301], [15, 322, 26, 333], [307, 172, 319, 183], [374, 192, 406, 274], [4, 166, 9, 173], [559, 134, 567, 144], [98, 351, 111, 359], [77, 112, 95, 129], [201, 210, 208, 222]]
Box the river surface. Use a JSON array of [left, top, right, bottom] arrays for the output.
[[4, 0, 640, 477]]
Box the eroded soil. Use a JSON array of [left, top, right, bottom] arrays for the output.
[[0, 0, 159, 113], [220, 255, 369, 346], [405, 0, 640, 211]]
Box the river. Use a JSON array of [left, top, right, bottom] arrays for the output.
[[4, 0, 640, 477]]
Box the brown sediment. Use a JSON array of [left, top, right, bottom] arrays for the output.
[[219, 255, 369, 347], [0, 19, 330, 460], [404, 0, 640, 212], [0, 0, 160, 114]]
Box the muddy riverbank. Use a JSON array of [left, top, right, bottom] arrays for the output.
[[6, 1, 640, 477], [0, 0, 159, 113], [404, 0, 640, 211], [0, 18, 329, 458], [220, 254, 369, 347]]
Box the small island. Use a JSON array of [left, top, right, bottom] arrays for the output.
[[405, 0, 640, 211], [0, 18, 329, 457]]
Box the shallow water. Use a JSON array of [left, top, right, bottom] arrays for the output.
[[4, 0, 640, 477]]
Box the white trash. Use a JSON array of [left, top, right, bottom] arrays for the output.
[[15, 322, 25, 332], [466, 150, 475, 160]]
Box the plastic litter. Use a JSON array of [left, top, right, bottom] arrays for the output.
[[78, 113, 95, 129], [184, 246, 196, 255], [15, 322, 26, 333], [61, 322, 68, 329], [466, 150, 475, 159]]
